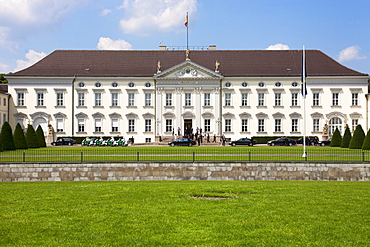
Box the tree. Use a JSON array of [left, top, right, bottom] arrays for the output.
[[25, 124, 39, 148], [13, 123, 28, 149], [349, 124, 365, 149], [0, 122, 16, 150], [362, 129, 370, 150], [36, 125, 46, 147], [330, 128, 342, 147], [340, 125, 352, 148], [0, 73, 9, 84]]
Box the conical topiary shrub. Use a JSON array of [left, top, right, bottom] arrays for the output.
[[0, 122, 16, 150], [362, 129, 370, 150], [341, 125, 352, 148], [25, 124, 40, 148], [330, 128, 342, 147], [36, 125, 47, 147], [349, 124, 365, 149], [13, 123, 28, 149]]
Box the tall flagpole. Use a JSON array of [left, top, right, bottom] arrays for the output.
[[185, 12, 189, 50], [302, 46, 307, 158]]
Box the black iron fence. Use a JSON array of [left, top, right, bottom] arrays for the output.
[[1, 148, 370, 163]]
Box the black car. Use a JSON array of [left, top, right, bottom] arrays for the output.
[[51, 138, 77, 146], [318, 138, 331, 146], [295, 137, 318, 146], [168, 138, 197, 147], [267, 138, 296, 146], [229, 138, 256, 146]]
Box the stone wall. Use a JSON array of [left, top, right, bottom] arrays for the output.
[[1, 162, 370, 182]]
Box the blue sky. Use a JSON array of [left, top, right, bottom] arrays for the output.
[[0, 0, 369, 75]]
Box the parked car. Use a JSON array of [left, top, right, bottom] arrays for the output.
[[51, 138, 77, 146], [267, 138, 296, 146], [168, 138, 197, 147], [295, 137, 318, 146], [229, 138, 256, 146], [318, 138, 331, 146]]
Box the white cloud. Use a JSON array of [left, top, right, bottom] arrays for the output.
[[0, 63, 10, 73], [0, 0, 89, 48], [119, 0, 197, 35], [266, 43, 290, 50], [100, 9, 112, 16], [97, 37, 133, 50], [15, 50, 47, 72], [338, 46, 367, 62]]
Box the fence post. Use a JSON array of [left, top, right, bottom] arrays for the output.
[[137, 152, 140, 161], [23, 152, 25, 162], [193, 151, 195, 163], [249, 151, 251, 162], [81, 151, 83, 163], [362, 151, 365, 162]]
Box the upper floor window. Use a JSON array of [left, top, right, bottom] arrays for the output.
[[352, 93, 359, 106], [3, 98, 6, 106], [204, 93, 210, 106], [111, 93, 118, 106], [258, 82, 265, 87], [241, 93, 248, 106], [37, 93, 44, 106], [112, 82, 118, 87], [95, 93, 102, 106], [78, 93, 85, 106], [332, 93, 339, 106], [128, 93, 135, 106], [145, 82, 152, 87], [128, 82, 135, 88], [242, 82, 248, 87], [292, 82, 298, 87], [166, 93, 172, 106], [56, 93, 64, 106], [275, 82, 282, 87], [258, 93, 265, 106], [225, 82, 231, 87], [275, 93, 281, 106], [145, 93, 152, 106], [313, 93, 320, 106], [78, 82, 85, 87], [185, 93, 191, 106], [95, 82, 101, 87], [224, 93, 231, 106], [291, 93, 298, 106]]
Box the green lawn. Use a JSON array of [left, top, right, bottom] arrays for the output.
[[0, 181, 369, 246], [1, 146, 370, 162]]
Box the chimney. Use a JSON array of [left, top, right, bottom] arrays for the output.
[[209, 45, 216, 50], [159, 45, 167, 50]]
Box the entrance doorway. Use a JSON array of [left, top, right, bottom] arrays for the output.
[[184, 119, 192, 135]]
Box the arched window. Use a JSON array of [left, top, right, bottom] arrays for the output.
[[329, 117, 342, 136]]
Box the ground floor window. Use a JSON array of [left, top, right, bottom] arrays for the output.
[[258, 119, 265, 132], [56, 119, 64, 132], [352, 119, 358, 132], [204, 119, 211, 132], [78, 119, 85, 132], [95, 119, 102, 132], [275, 119, 281, 132], [145, 138, 151, 143], [329, 117, 342, 135], [242, 119, 248, 132], [313, 119, 320, 132], [225, 119, 231, 132], [166, 119, 172, 132], [145, 119, 152, 132], [111, 119, 119, 132], [291, 119, 298, 132], [128, 119, 135, 132]]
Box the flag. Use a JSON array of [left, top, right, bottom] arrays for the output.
[[301, 48, 307, 96], [184, 13, 188, 27]]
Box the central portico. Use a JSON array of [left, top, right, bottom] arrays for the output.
[[154, 58, 223, 138]]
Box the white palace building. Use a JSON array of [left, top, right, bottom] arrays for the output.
[[5, 46, 369, 144]]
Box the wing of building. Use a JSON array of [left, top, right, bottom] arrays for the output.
[[6, 46, 369, 144]]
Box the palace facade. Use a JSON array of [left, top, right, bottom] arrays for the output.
[[6, 46, 369, 144]]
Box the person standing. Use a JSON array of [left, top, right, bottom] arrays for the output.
[[222, 135, 226, 146], [213, 134, 216, 143]]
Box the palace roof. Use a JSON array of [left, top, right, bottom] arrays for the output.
[[10, 49, 368, 77]]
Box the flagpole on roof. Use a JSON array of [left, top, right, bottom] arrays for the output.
[[302, 45, 307, 158], [185, 12, 189, 50]]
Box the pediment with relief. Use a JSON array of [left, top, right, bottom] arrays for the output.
[[154, 60, 223, 80]]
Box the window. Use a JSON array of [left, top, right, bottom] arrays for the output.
[[352, 93, 359, 106], [291, 93, 298, 106], [78, 82, 85, 87], [204, 93, 210, 106], [145, 138, 151, 143], [225, 119, 231, 132], [145, 119, 152, 132], [242, 82, 248, 87], [352, 119, 358, 132], [145, 93, 151, 106], [95, 82, 101, 87], [275, 119, 281, 132], [95, 119, 102, 132], [128, 82, 135, 87], [258, 119, 265, 132], [17, 93, 24, 106], [241, 93, 248, 106], [78, 119, 85, 132], [112, 82, 118, 87], [3, 114, 6, 124], [3, 98, 6, 106], [313, 93, 320, 106], [56, 93, 64, 106], [56, 119, 64, 132], [332, 93, 339, 106], [225, 82, 231, 87], [225, 93, 231, 106], [145, 82, 151, 87], [95, 93, 102, 106], [78, 93, 85, 106], [166, 119, 172, 132], [37, 93, 44, 106], [242, 119, 248, 132], [275, 82, 282, 87], [258, 82, 265, 87], [128, 93, 135, 106], [258, 93, 264, 106], [166, 93, 172, 106], [111, 119, 119, 132], [128, 119, 135, 132], [313, 119, 320, 132], [185, 93, 191, 106], [204, 119, 211, 132], [292, 82, 298, 87], [111, 93, 118, 106], [329, 117, 342, 135], [292, 119, 298, 132], [275, 93, 281, 106]]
